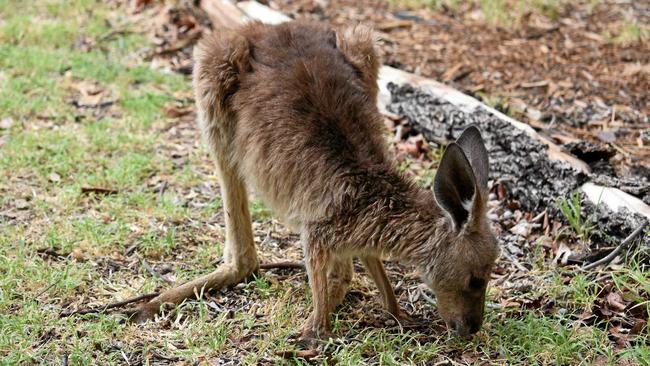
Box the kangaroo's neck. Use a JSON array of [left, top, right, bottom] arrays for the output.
[[348, 171, 451, 269], [381, 187, 451, 268]]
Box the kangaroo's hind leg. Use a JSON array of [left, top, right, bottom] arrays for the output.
[[131, 30, 258, 322]]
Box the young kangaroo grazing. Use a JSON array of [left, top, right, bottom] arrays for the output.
[[132, 20, 499, 340]]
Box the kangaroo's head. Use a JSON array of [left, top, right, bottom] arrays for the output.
[[423, 126, 499, 337]]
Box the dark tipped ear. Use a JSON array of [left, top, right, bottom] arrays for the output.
[[434, 143, 477, 230], [456, 126, 489, 191]]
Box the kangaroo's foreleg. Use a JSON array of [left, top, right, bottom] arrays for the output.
[[361, 256, 401, 317], [301, 236, 334, 339]]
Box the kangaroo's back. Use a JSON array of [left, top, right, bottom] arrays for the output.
[[194, 21, 389, 227]]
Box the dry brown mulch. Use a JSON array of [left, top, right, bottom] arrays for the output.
[[274, 0, 650, 176]]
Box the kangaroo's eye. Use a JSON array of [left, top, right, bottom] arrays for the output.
[[468, 277, 485, 290]]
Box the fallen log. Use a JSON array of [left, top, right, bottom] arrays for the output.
[[376, 66, 592, 174], [199, 0, 248, 29]]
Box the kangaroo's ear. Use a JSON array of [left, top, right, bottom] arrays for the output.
[[434, 143, 477, 230], [455, 126, 489, 192]]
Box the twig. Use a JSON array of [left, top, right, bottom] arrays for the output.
[[32, 279, 61, 302], [259, 261, 304, 270], [501, 249, 529, 272], [156, 181, 168, 201], [141, 258, 174, 284], [582, 224, 647, 270], [80, 186, 119, 195], [531, 209, 547, 223], [418, 286, 437, 306], [60, 292, 159, 317], [98, 28, 132, 42], [275, 349, 319, 360]]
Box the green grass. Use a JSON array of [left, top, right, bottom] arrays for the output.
[[477, 91, 512, 116], [1, 1, 648, 365], [612, 19, 650, 45], [557, 191, 594, 244]]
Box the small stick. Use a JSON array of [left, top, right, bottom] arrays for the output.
[[32, 279, 61, 302], [582, 224, 647, 271], [501, 250, 529, 272], [157, 181, 168, 202], [259, 261, 305, 270], [60, 292, 159, 317], [418, 286, 437, 306], [275, 349, 319, 360], [141, 258, 174, 284], [80, 186, 118, 195]]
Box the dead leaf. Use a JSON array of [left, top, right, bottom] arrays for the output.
[[48, 172, 61, 183], [70, 81, 115, 109], [623, 63, 650, 77], [629, 319, 646, 335], [396, 141, 420, 157], [608, 325, 629, 347], [377, 20, 412, 32], [70, 248, 87, 262], [164, 104, 192, 118], [14, 199, 30, 210], [606, 292, 627, 312], [509, 220, 532, 238], [135, 0, 154, 8], [553, 241, 572, 265], [0, 118, 14, 129]]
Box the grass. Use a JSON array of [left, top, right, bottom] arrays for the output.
[[557, 191, 594, 244], [611, 19, 650, 45], [0, 1, 648, 365], [477, 92, 512, 116]]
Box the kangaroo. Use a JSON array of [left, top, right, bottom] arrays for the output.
[[132, 20, 499, 339]]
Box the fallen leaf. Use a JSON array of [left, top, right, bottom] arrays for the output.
[[629, 319, 646, 335], [70, 248, 86, 262], [14, 199, 30, 210], [164, 104, 192, 118], [0, 118, 14, 129], [48, 172, 61, 183], [606, 292, 627, 312], [553, 241, 572, 265], [509, 220, 532, 238], [396, 141, 420, 157]]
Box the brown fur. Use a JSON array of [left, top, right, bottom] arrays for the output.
[[133, 20, 499, 339]]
